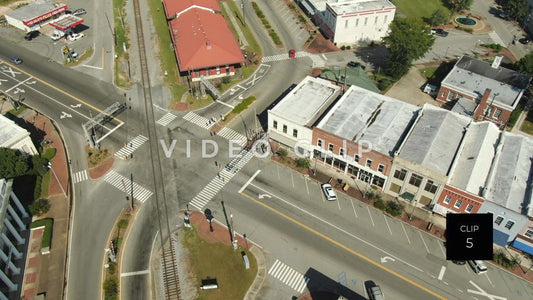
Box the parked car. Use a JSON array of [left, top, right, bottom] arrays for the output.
[[70, 51, 79, 58], [24, 30, 40, 41], [365, 281, 385, 300], [67, 32, 84, 41], [51, 32, 64, 41], [10, 56, 22, 64], [499, 12, 510, 20], [452, 260, 466, 265], [321, 183, 337, 201], [347, 61, 366, 70], [519, 38, 531, 45], [468, 260, 488, 274], [289, 49, 296, 58], [72, 8, 87, 16], [431, 28, 448, 37]]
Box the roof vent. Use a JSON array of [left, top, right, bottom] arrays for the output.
[[206, 41, 212, 49]]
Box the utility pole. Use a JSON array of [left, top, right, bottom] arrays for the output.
[[241, 0, 245, 26], [130, 173, 134, 211]]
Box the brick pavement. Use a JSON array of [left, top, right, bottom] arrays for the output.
[[21, 227, 44, 300]]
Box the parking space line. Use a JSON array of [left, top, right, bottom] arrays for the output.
[[238, 170, 261, 193], [438, 240, 446, 257], [366, 206, 375, 226], [291, 172, 294, 188], [438, 266, 446, 280], [383, 215, 392, 235], [336, 196, 341, 210], [418, 231, 430, 252], [277, 164, 280, 180], [349, 199, 358, 218], [401, 223, 411, 244]]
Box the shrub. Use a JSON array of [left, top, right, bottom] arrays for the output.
[[340, 45, 346, 50], [276, 148, 288, 157], [117, 219, 129, 229], [231, 96, 256, 114], [374, 198, 386, 210], [385, 201, 404, 216], [296, 158, 310, 168], [33, 176, 43, 201], [108, 263, 117, 275], [103, 278, 119, 299], [222, 76, 231, 84], [298, 15, 306, 24], [480, 43, 503, 52], [493, 250, 521, 269], [29, 198, 51, 216], [269, 30, 282, 45], [346, 45, 351, 50], [455, 26, 473, 33]]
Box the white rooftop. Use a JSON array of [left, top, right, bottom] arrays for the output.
[[5, 0, 66, 22], [398, 104, 472, 175], [448, 122, 500, 195], [270, 76, 340, 126], [327, 0, 395, 14], [0, 114, 29, 147], [317, 85, 418, 156], [484, 132, 533, 216]]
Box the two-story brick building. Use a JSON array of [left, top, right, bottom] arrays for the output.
[[436, 55, 531, 127], [310, 85, 418, 189]]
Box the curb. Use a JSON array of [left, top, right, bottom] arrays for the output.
[[244, 246, 267, 300]]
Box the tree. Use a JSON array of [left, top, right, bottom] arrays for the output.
[[0, 147, 30, 178], [31, 155, 50, 176], [444, 0, 473, 12], [427, 9, 449, 26], [29, 198, 51, 216], [514, 53, 533, 76], [502, 0, 532, 21], [382, 18, 435, 79]]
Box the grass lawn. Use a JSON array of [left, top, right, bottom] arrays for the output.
[[30, 218, 53, 248], [419, 66, 438, 79], [40, 172, 50, 198], [521, 110, 533, 134], [393, 0, 450, 20], [182, 226, 257, 300]]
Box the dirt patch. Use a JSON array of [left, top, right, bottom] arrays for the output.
[[88, 156, 114, 179], [305, 34, 339, 54]]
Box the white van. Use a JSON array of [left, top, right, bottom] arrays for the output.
[[468, 260, 487, 274]]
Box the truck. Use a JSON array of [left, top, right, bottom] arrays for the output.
[[368, 285, 384, 300]]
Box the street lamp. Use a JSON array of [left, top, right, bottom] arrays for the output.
[[204, 208, 214, 232]]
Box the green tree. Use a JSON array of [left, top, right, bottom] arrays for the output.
[[0, 147, 30, 178], [514, 53, 533, 76], [31, 155, 50, 176], [444, 0, 473, 11], [427, 9, 449, 26], [503, 0, 532, 21], [29, 198, 51, 216]]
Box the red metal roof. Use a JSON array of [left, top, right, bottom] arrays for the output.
[[163, 0, 244, 71]]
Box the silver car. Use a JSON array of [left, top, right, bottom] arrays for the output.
[[321, 183, 337, 201]]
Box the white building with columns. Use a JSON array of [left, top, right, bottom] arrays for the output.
[[0, 114, 37, 299]]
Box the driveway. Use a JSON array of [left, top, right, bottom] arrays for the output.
[[384, 67, 440, 107]]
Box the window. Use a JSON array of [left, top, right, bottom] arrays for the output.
[[354, 154, 360, 162], [443, 195, 452, 204], [216, 66, 221, 75], [483, 105, 493, 116], [226, 65, 230, 74], [525, 229, 533, 238], [424, 180, 438, 193], [364, 17, 368, 25], [366, 159, 372, 168], [328, 143, 334, 151], [345, 20, 348, 28], [273, 120, 278, 129], [494, 216, 504, 225], [409, 173, 423, 187], [374, 16, 378, 25], [441, 91, 445, 98], [355, 19, 359, 26], [505, 220, 515, 230], [393, 168, 407, 180], [493, 109, 502, 118], [378, 164, 384, 173], [447, 91, 456, 100], [317, 139, 323, 147], [465, 204, 474, 213], [339, 148, 345, 156], [293, 129, 298, 138], [454, 199, 463, 209], [282, 125, 287, 133]]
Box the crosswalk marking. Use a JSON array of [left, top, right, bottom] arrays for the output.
[[268, 259, 309, 293], [262, 51, 307, 63], [103, 170, 153, 203], [188, 149, 254, 210], [73, 170, 88, 183], [183, 112, 216, 129], [216, 127, 247, 147], [156, 112, 177, 126], [114, 135, 148, 159]]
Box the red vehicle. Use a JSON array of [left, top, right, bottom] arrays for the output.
[[289, 49, 296, 58]]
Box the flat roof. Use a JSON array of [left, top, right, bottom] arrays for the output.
[[319, 67, 380, 94], [442, 56, 531, 108], [317, 85, 418, 155], [328, 0, 395, 14], [5, 0, 67, 25], [0, 114, 29, 147], [49, 14, 83, 31], [398, 104, 472, 175], [270, 76, 340, 126], [451, 96, 476, 116], [448, 122, 500, 195], [484, 132, 533, 216]]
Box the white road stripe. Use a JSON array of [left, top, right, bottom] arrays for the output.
[[438, 266, 446, 280], [121, 270, 150, 277]]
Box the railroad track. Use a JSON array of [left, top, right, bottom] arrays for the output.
[[131, 0, 181, 298]]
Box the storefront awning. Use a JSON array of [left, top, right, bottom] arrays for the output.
[[400, 192, 415, 202]]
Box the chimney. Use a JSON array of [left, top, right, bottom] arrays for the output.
[[491, 56, 503, 69], [206, 41, 211, 50], [474, 88, 492, 119]]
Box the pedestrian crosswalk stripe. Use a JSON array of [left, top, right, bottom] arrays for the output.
[[103, 170, 153, 203], [217, 127, 247, 147], [183, 112, 216, 129], [262, 51, 305, 63], [114, 135, 148, 159], [268, 259, 309, 293], [156, 112, 177, 126], [73, 170, 88, 183], [188, 149, 254, 210]]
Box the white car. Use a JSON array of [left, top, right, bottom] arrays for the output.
[[321, 183, 337, 201], [51, 32, 64, 41], [67, 33, 84, 41]]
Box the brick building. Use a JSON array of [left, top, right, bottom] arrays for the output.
[[436, 56, 531, 127]]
